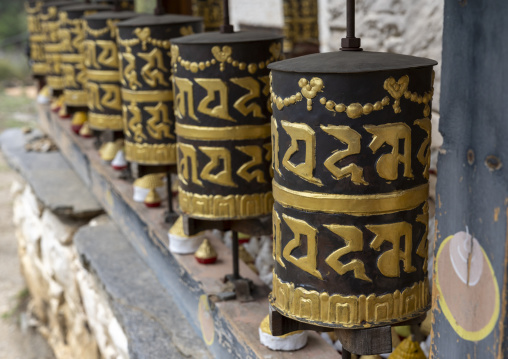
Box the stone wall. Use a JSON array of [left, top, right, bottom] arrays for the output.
[[327, 0, 443, 114], [11, 179, 128, 359]]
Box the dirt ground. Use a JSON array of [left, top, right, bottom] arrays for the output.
[[0, 86, 55, 359]]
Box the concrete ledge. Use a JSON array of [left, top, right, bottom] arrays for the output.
[[75, 221, 211, 359], [34, 105, 339, 358], [0, 128, 102, 219]]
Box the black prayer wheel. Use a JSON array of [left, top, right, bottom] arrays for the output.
[[172, 32, 284, 220], [59, 3, 112, 109], [26, 1, 48, 78], [95, 0, 135, 11], [282, 0, 319, 55], [116, 14, 203, 166], [268, 51, 436, 329], [42, 1, 74, 92], [84, 11, 138, 132], [191, 0, 223, 32]]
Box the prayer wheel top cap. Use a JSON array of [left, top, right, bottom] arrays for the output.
[[117, 14, 202, 28], [84, 10, 138, 21], [268, 51, 437, 74], [172, 31, 283, 45], [60, 3, 112, 13]]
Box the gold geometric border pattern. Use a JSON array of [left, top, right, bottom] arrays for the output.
[[178, 187, 273, 220], [64, 90, 87, 107], [270, 272, 429, 329], [124, 142, 177, 165], [89, 113, 123, 131], [47, 76, 64, 90], [270, 73, 435, 119]]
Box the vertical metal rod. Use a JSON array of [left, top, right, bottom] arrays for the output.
[[342, 349, 352, 359], [346, 0, 355, 38], [166, 171, 174, 214], [220, 0, 234, 33], [154, 0, 165, 15], [232, 230, 240, 279]]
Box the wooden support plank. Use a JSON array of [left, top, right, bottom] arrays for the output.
[[432, 1, 508, 357]]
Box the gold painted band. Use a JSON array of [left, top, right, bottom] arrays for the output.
[[124, 141, 177, 165], [88, 113, 123, 131], [175, 123, 271, 141], [121, 89, 173, 103], [64, 90, 87, 106], [61, 53, 82, 63], [87, 70, 120, 82], [273, 181, 429, 216]]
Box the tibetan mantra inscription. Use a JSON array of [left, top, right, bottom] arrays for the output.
[[268, 58, 436, 329], [26, 1, 47, 78], [59, 4, 112, 108], [172, 32, 284, 220], [116, 15, 203, 165], [84, 11, 137, 131], [42, 2, 72, 92]]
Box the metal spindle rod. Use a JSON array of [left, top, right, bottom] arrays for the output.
[[220, 0, 234, 33], [154, 0, 165, 15], [232, 230, 240, 279], [342, 349, 352, 359], [346, 0, 355, 38], [341, 0, 361, 51], [166, 171, 174, 214]]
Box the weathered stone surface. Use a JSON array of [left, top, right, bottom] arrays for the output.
[[0, 128, 102, 219], [74, 222, 211, 359]]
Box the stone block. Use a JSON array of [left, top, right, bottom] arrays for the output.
[[41, 209, 85, 245]]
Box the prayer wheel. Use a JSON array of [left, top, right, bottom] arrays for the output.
[[171, 32, 284, 220], [282, 0, 319, 55], [42, 1, 74, 93], [191, 0, 223, 31], [84, 11, 138, 132], [95, 0, 135, 11], [59, 3, 112, 109], [268, 51, 436, 329], [25, 1, 48, 78], [116, 14, 203, 166]]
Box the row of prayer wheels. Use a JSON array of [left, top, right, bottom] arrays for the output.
[[25, 0, 436, 354]]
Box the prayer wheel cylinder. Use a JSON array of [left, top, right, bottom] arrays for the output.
[[191, 0, 223, 32], [59, 4, 112, 109], [116, 15, 203, 166], [84, 11, 138, 131], [42, 1, 73, 92], [26, 1, 48, 78], [268, 51, 437, 329], [96, 0, 135, 11], [282, 0, 319, 55], [171, 32, 284, 220]]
